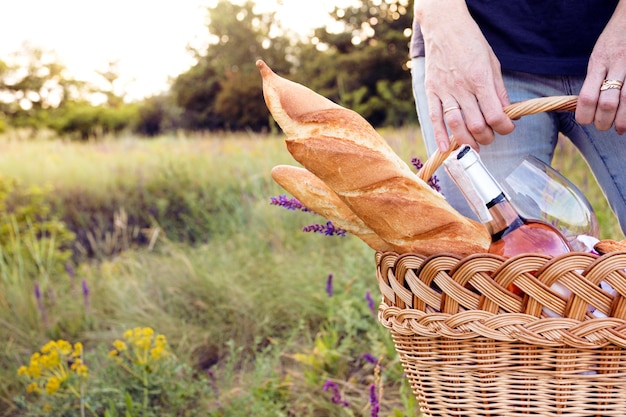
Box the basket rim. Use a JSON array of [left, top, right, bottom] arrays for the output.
[[376, 250, 626, 349]]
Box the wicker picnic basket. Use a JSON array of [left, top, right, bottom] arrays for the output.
[[376, 96, 626, 416]]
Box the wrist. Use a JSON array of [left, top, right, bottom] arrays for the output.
[[414, 0, 474, 33]]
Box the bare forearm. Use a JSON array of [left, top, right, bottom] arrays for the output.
[[413, 0, 514, 151], [414, 0, 472, 30], [575, 0, 626, 133]]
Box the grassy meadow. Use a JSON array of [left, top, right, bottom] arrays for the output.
[[0, 127, 622, 417]]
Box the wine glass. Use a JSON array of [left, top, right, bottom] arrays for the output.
[[501, 155, 599, 251]]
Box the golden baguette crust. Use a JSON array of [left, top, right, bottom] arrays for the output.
[[257, 59, 490, 256], [594, 239, 626, 255], [271, 165, 393, 252]]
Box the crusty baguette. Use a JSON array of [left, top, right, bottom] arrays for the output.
[[257, 59, 491, 256], [594, 239, 626, 255], [271, 165, 394, 252]]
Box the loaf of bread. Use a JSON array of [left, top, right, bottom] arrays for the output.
[[594, 239, 626, 255], [257, 60, 490, 256], [271, 165, 394, 252]]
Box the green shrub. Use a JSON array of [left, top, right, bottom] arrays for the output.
[[49, 103, 138, 141], [0, 175, 76, 330]]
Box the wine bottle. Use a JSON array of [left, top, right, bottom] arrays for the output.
[[449, 146, 572, 300]]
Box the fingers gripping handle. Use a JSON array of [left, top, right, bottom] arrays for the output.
[[417, 95, 578, 182]]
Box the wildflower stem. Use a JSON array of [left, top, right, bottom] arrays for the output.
[[81, 380, 85, 417], [117, 360, 144, 381], [67, 385, 98, 417], [143, 368, 149, 412]]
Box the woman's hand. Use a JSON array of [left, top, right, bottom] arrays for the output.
[[576, 1, 626, 134], [415, 0, 515, 152]]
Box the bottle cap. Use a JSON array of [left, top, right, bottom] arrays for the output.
[[443, 147, 492, 222], [456, 145, 503, 204]]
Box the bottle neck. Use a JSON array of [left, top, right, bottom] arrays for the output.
[[484, 193, 525, 240], [457, 147, 524, 240]]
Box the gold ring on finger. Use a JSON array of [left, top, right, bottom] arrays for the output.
[[600, 79, 624, 91], [443, 105, 461, 114]]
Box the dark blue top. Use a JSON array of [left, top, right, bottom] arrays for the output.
[[410, 0, 619, 75]]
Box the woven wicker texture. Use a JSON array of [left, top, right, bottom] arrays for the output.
[[376, 95, 626, 416], [377, 251, 626, 416]]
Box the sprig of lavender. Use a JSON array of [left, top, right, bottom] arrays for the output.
[[365, 291, 377, 316], [325, 274, 334, 297], [270, 195, 346, 237], [411, 157, 442, 193], [302, 221, 347, 237], [411, 157, 424, 171], [362, 353, 378, 365], [34, 282, 47, 326], [269, 195, 311, 212], [66, 261, 75, 293], [323, 380, 349, 407], [82, 279, 90, 311], [369, 384, 380, 417]]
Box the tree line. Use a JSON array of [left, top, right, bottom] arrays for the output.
[[0, 0, 415, 139]]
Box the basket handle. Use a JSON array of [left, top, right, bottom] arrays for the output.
[[417, 95, 578, 182]]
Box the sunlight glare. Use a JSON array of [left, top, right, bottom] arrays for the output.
[[1, 0, 360, 100]]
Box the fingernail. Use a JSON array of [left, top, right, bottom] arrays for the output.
[[438, 141, 449, 152]]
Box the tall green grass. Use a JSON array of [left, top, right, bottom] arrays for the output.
[[0, 128, 622, 416]]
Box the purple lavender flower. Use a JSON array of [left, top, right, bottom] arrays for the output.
[[66, 261, 75, 293], [369, 384, 380, 417], [302, 222, 347, 237], [325, 274, 334, 297], [427, 175, 442, 193], [411, 157, 424, 171], [270, 195, 351, 238], [34, 282, 42, 304], [34, 281, 47, 325], [362, 353, 378, 365], [207, 368, 219, 397], [365, 291, 377, 316], [82, 279, 90, 310], [269, 195, 311, 212], [323, 380, 349, 407], [411, 157, 442, 193]]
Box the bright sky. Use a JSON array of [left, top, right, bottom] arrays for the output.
[[0, 0, 351, 101]]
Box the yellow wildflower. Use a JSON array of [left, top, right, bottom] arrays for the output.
[[41, 341, 56, 354], [72, 342, 83, 358], [113, 340, 127, 352], [70, 358, 89, 378], [19, 338, 91, 401], [42, 349, 61, 368], [150, 346, 167, 360], [75, 364, 88, 377], [135, 335, 151, 351], [155, 334, 167, 348], [57, 340, 73, 356], [28, 360, 42, 379], [113, 327, 170, 368], [45, 377, 60, 395]]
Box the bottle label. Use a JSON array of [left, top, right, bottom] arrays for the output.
[[443, 148, 493, 222], [486, 193, 507, 209]]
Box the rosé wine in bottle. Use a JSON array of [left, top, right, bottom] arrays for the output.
[[452, 146, 572, 297]]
